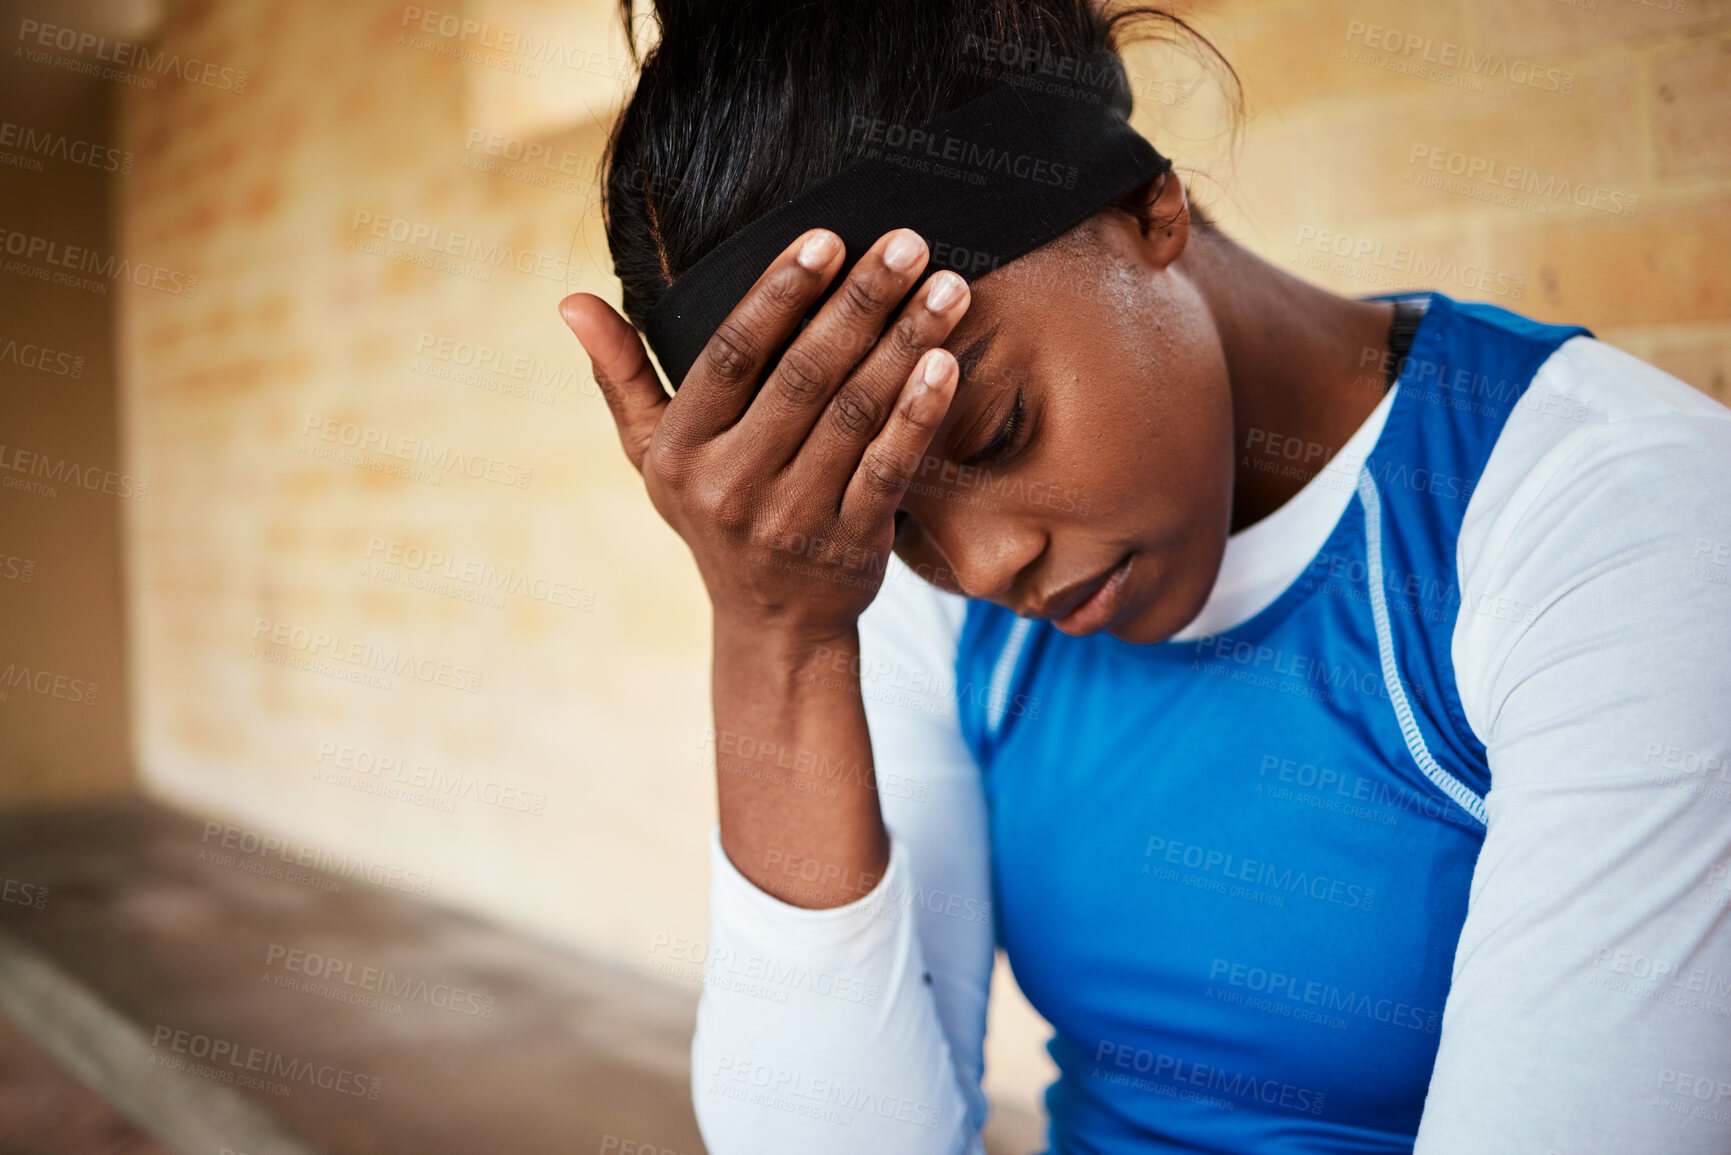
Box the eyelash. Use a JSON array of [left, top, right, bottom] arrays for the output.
[[966, 385, 1026, 467]]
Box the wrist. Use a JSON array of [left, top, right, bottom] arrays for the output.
[[713, 614, 859, 673]]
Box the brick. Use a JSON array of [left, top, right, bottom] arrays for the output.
[[1203, 0, 1476, 110], [1653, 35, 1731, 179], [1244, 57, 1644, 227], [1647, 332, 1731, 403], [1473, 0, 1730, 60], [1484, 194, 1731, 325]]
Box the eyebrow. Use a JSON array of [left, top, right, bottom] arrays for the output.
[[953, 322, 1003, 389]]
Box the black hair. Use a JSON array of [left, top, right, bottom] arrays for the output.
[[601, 0, 1239, 333]]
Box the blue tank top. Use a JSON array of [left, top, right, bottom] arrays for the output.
[[954, 294, 1590, 1153]]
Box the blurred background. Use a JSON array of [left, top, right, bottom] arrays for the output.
[[0, 0, 1725, 1152]]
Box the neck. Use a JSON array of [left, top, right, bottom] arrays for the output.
[[1178, 230, 1396, 533]]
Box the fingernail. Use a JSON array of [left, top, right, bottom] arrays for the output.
[[926, 272, 963, 312], [923, 350, 951, 388], [798, 231, 839, 270], [884, 230, 926, 272]]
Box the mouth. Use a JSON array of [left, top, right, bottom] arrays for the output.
[[1040, 552, 1136, 636]]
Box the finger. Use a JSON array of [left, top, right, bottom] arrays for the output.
[[793, 268, 969, 489], [659, 228, 845, 450], [839, 347, 958, 533], [732, 228, 932, 470], [559, 292, 668, 473]]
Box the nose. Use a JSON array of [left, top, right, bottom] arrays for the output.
[[912, 505, 1047, 604]]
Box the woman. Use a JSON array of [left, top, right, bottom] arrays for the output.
[[559, 1, 1731, 1152]]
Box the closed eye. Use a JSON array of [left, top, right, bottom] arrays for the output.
[[961, 383, 1025, 468]]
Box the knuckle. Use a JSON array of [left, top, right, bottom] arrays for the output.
[[646, 437, 687, 481], [834, 328, 878, 364], [881, 314, 930, 364], [760, 266, 809, 310], [695, 475, 753, 530], [771, 345, 832, 406], [590, 369, 625, 407], [703, 321, 758, 383], [753, 506, 799, 552], [837, 272, 892, 319], [862, 446, 919, 498], [829, 386, 886, 438], [897, 390, 944, 434]]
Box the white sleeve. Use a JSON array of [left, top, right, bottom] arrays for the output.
[[1416, 340, 1731, 1154], [690, 553, 995, 1154]]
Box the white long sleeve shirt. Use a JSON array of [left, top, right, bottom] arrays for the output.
[[689, 336, 1731, 1154]]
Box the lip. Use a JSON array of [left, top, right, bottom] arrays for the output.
[[1045, 553, 1135, 635]]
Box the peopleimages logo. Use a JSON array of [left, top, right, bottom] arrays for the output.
[[314, 739, 548, 815], [0, 335, 83, 378], [1143, 834, 1377, 911], [1206, 958, 1441, 1033], [363, 535, 595, 611], [15, 19, 249, 92], [1293, 226, 1525, 301], [1407, 144, 1638, 218], [149, 1025, 380, 1098], [1342, 21, 1573, 94], [200, 821, 434, 896], [250, 616, 485, 694], [300, 414, 532, 490], [849, 116, 1080, 189], [348, 211, 573, 283], [0, 661, 98, 706], [1, 875, 48, 910], [1091, 1039, 1328, 1116], [398, 6, 632, 79], [0, 120, 131, 172], [264, 943, 496, 1018], [0, 443, 149, 501], [0, 227, 197, 296], [708, 1055, 946, 1129]]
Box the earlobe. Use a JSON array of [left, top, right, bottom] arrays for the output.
[[1142, 169, 1190, 269]]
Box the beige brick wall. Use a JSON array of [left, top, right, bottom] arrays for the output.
[[118, 0, 717, 970], [1134, 0, 1731, 402], [111, 0, 1729, 1141]]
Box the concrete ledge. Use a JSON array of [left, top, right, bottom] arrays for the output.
[[0, 798, 1045, 1155], [0, 923, 327, 1155], [0, 798, 708, 1155]]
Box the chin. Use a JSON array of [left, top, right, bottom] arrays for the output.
[[1105, 605, 1184, 646], [1105, 545, 1220, 646]]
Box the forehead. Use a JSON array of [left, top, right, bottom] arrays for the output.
[[946, 216, 1111, 328], [939, 236, 1094, 393]]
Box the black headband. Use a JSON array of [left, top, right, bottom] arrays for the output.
[[642, 50, 1172, 390]]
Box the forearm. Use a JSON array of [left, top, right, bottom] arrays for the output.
[[693, 560, 995, 1155], [711, 617, 889, 909]]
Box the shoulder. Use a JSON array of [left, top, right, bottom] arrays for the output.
[[1462, 336, 1731, 588], [1455, 336, 1731, 746], [1467, 336, 1730, 542], [854, 553, 979, 776]]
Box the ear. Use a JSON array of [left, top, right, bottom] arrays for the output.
[[1131, 169, 1190, 271]]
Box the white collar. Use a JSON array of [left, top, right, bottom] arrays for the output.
[[1169, 383, 1399, 642]]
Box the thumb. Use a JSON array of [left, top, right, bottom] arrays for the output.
[[558, 292, 669, 472]]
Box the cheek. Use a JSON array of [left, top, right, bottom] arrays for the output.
[[1115, 317, 1234, 639], [1147, 369, 1234, 531], [1135, 283, 1232, 512], [1065, 312, 1232, 532]]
